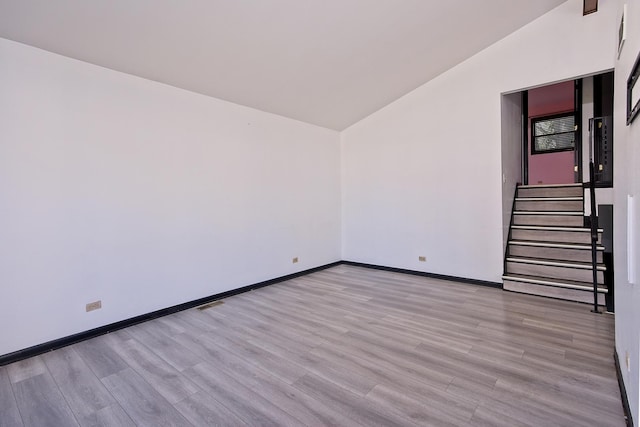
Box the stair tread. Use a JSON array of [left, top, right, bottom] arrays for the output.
[[516, 197, 583, 201], [513, 211, 583, 215], [512, 225, 603, 232], [518, 183, 583, 189], [506, 256, 606, 270], [502, 273, 608, 292], [508, 240, 605, 251]]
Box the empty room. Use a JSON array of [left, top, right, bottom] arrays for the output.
[[1, 0, 639, 426]]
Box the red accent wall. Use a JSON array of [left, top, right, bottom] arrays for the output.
[[528, 81, 575, 185]]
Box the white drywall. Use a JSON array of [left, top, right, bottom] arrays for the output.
[[501, 93, 522, 251], [613, 0, 640, 423], [341, 0, 618, 282], [0, 38, 341, 356]]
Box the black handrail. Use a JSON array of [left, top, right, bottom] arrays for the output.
[[504, 184, 520, 277], [588, 118, 600, 313]]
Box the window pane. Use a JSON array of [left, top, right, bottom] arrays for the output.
[[534, 115, 575, 136], [534, 132, 575, 152]]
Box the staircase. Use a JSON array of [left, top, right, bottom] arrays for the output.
[[503, 183, 607, 306]]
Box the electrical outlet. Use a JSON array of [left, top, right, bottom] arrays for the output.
[[292, 257, 299, 264], [86, 300, 102, 312], [418, 256, 426, 262]]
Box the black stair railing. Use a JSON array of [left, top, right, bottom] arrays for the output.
[[588, 118, 600, 313], [504, 185, 519, 276]]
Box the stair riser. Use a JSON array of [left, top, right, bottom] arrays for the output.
[[503, 280, 605, 305], [506, 261, 604, 283], [511, 229, 601, 244], [515, 200, 583, 212], [513, 215, 584, 227], [517, 186, 583, 198], [508, 245, 603, 263]]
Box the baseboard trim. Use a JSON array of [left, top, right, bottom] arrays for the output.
[[614, 349, 635, 427], [0, 261, 341, 367], [341, 261, 503, 289]]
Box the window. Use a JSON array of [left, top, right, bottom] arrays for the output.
[[531, 113, 576, 154]]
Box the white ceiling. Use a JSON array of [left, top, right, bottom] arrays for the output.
[[0, 0, 567, 130]]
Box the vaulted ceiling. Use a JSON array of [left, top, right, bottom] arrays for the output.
[[0, 0, 567, 130]]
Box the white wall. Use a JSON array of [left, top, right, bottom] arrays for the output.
[[0, 38, 342, 356], [501, 93, 522, 250], [613, 0, 640, 423], [341, 0, 618, 282]]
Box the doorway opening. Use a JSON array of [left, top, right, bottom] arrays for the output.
[[521, 72, 614, 187], [523, 80, 582, 185], [500, 71, 616, 311]]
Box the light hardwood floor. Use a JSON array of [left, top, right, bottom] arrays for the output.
[[0, 265, 626, 426]]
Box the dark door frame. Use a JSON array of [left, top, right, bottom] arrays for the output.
[[574, 79, 583, 184], [593, 71, 615, 187], [522, 91, 529, 185]]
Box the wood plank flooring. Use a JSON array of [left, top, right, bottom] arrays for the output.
[[0, 265, 626, 426]]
